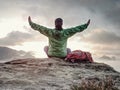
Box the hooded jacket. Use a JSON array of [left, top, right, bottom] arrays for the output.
[[29, 20, 88, 57]]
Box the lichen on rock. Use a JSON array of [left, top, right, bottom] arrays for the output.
[[0, 58, 119, 90]]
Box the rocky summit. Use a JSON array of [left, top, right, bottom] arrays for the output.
[[0, 58, 119, 90]]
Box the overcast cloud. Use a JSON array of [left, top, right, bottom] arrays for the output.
[[0, 31, 47, 46], [1, 0, 120, 29], [80, 29, 120, 45], [0, 0, 120, 59]]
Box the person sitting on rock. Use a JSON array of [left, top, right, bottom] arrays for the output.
[[28, 16, 90, 58]]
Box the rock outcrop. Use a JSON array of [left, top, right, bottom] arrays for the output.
[[0, 58, 119, 90]]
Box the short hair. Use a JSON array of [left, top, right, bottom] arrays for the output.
[[55, 18, 63, 23]]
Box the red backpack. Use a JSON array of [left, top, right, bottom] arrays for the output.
[[65, 50, 93, 63]]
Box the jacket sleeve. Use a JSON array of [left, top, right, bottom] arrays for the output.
[[63, 24, 88, 37], [29, 20, 52, 37]]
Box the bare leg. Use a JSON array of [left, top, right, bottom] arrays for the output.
[[44, 46, 50, 57], [67, 48, 71, 55], [44, 46, 71, 57]]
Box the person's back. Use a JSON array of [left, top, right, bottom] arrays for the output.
[[48, 29, 68, 57], [28, 16, 90, 58]]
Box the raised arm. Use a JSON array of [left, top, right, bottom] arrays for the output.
[[28, 16, 52, 37], [64, 19, 90, 37]]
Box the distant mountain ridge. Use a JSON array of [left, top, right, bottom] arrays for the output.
[[0, 46, 34, 60], [99, 55, 116, 60]]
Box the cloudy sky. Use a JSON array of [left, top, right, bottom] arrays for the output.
[[0, 0, 120, 59]]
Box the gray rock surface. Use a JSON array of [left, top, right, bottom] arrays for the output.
[[0, 58, 119, 90]]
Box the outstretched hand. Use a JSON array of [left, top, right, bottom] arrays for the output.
[[87, 19, 90, 26], [28, 16, 31, 22]]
